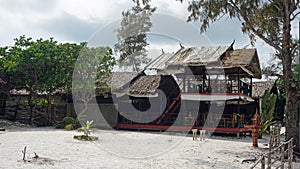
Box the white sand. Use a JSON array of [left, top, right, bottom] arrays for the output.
[[0, 122, 299, 169]]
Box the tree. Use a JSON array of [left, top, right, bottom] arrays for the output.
[[72, 45, 116, 118], [114, 0, 156, 72], [133, 0, 300, 152], [0, 36, 81, 124], [184, 0, 300, 152]]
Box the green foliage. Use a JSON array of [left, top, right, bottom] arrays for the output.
[[186, 1, 283, 47], [77, 120, 96, 137], [260, 90, 277, 134], [114, 2, 155, 71], [72, 46, 116, 116], [64, 124, 74, 130], [0, 36, 116, 124], [62, 116, 76, 125], [56, 116, 81, 130]]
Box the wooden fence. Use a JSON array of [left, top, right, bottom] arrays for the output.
[[250, 124, 294, 169]]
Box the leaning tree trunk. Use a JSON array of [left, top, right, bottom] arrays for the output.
[[282, 1, 299, 153]]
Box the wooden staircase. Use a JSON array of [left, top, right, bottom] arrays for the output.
[[156, 93, 181, 125]]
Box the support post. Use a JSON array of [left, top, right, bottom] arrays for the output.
[[183, 74, 186, 92], [250, 77, 253, 97], [238, 67, 241, 93]]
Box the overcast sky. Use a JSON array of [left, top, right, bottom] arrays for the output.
[[1, 0, 297, 67]]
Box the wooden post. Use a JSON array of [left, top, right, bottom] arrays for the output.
[[261, 156, 265, 169], [275, 124, 281, 147], [250, 77, 253, 96], [238, 67, 241, 93], [267, 147, 272, 169], [202, 74, 205, 92], [288, 139, 293, 169], [280, 146, 285, 169], [208, 75, 211, 92], [183, 74, 186, 92], [237, 68, 241, 128], [268, 135, 273, 169]]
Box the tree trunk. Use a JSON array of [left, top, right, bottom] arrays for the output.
[[46, 93, 52, 125], [282, 0, 299, 153]]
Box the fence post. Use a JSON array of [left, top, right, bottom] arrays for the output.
[[275, 124, 281, 146], [288, 138, 293, 169], [261, 156, 265, 169], [280, 145, 285, 169]]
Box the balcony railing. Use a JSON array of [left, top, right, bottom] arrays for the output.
[[185, 80, 252, 96]]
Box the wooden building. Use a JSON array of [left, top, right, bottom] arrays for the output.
[[115, 44, 263, 134]]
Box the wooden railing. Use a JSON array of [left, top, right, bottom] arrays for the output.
[[250, 138, 294, 169]]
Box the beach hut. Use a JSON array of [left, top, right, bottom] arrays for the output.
[[115, 44, 263, 134]]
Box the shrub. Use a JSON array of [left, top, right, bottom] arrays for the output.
[[62, 117, 75, 125], [64, 124, 73, 130], [56, 116, 81, 130]]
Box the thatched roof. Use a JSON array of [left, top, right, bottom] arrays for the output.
[[222, 49, 262, 78], [98, 72, 139, 92], [252, 81, 275, 98], [223, 49, 256, 66], [146, 45, 232, 71], [144, 43, 262, 79], [129, 75, 161, 96]]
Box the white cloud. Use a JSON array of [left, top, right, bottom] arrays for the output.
[[57, 0, 132, 23], [0, 0, 278, 68], [150, 0, 190, 19]]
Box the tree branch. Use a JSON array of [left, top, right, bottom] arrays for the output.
[[229, 0, 282, 52]]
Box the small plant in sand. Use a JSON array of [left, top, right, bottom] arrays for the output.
[[73, 120, 98, 141]]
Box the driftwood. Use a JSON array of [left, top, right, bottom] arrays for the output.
[[0, 128, 5, 131], [22, 146, 27, 161], [33, 152, 39, 159], [20, 147, 55, 165]]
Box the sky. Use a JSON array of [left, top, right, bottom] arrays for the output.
[[1, 0, 297, 68]]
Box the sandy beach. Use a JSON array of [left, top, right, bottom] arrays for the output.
[[0, 120, 299, 169]]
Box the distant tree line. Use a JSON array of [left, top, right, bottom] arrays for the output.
[[0, 35, 116, 125]]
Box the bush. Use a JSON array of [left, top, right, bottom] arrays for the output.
[[64, 124, 74, 130], [56, 116, 81, 130], [62, 117, 75, 125]]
